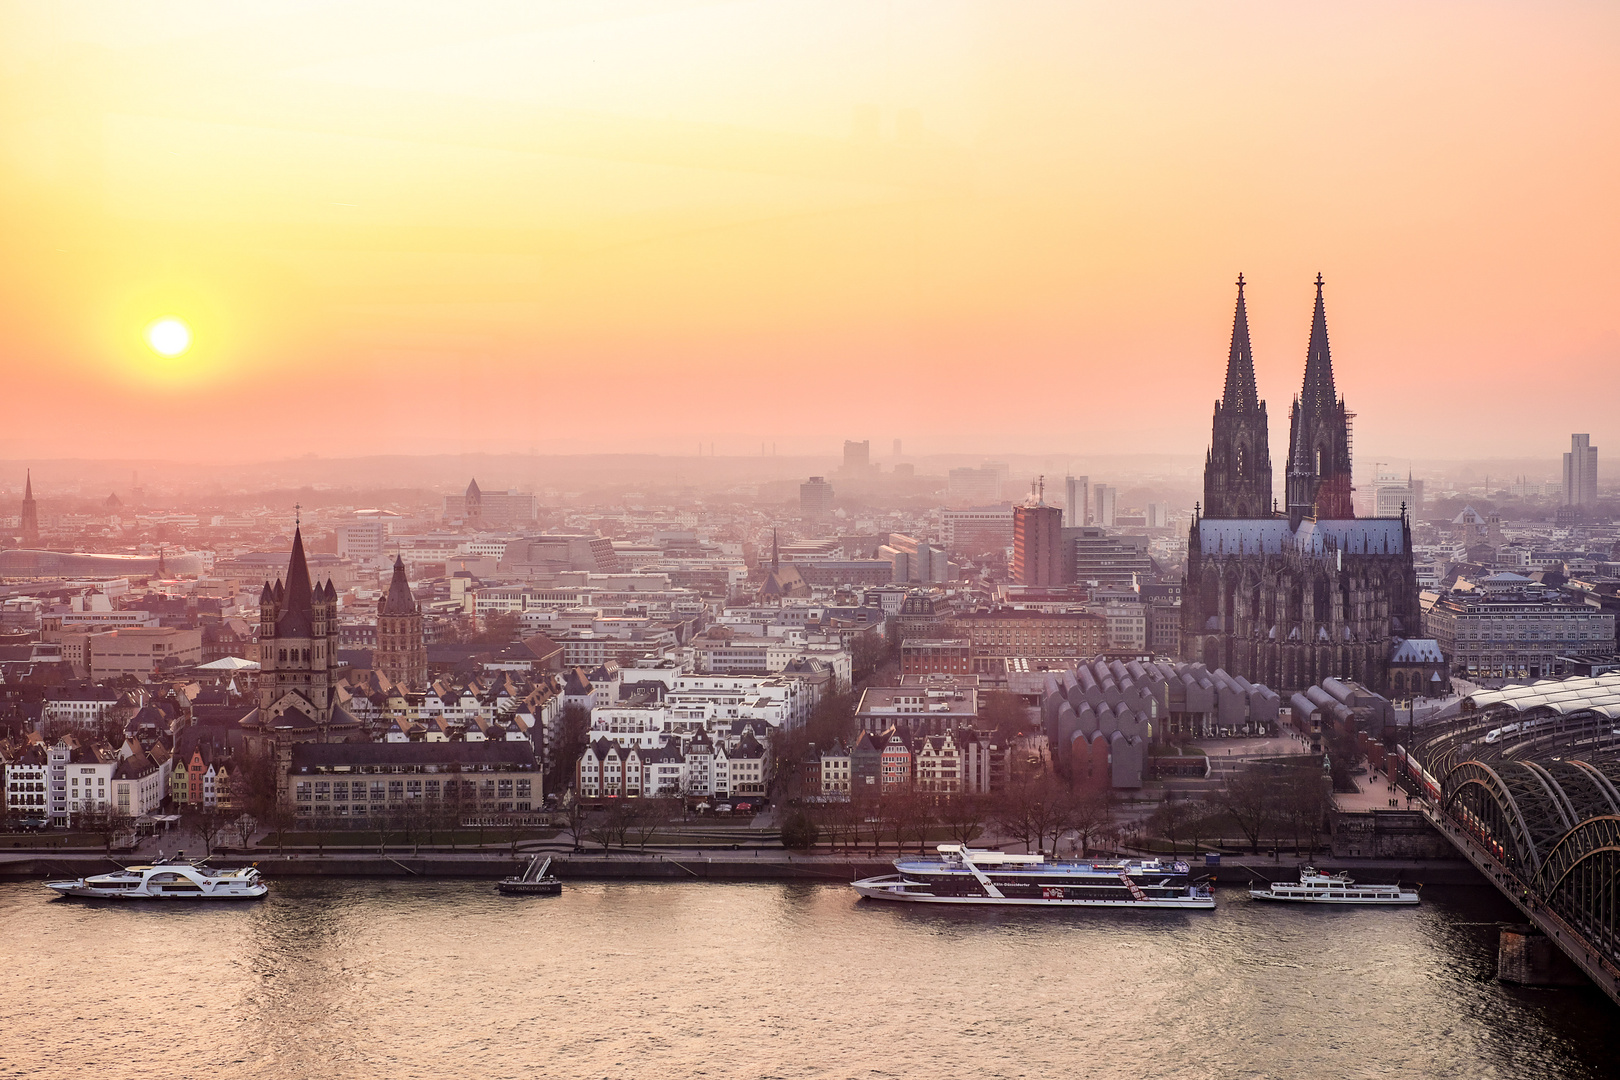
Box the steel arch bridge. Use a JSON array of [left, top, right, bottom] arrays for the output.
[[1440, 756, 1620, 996]]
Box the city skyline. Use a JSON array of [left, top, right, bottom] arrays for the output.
[[0, 3, 1616, 462]]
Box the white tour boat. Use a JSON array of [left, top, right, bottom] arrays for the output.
[[1248, 867, 1419, 905], [46, 856, 268, 901], [852, 844, 1215, 908]]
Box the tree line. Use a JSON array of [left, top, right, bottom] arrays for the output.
[[780, 775, 1119, 857]]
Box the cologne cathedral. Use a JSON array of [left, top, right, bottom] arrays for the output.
[[1180, 275, 1420, 694]]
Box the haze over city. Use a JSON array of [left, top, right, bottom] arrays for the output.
[[1, 2, 1616, 464], [5, 6, 1620, 1080]]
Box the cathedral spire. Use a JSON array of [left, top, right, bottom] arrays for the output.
[[1222, 274, 1260, 413], [1300, 273, 1338, 417], [1201, 274, 1272, 519], [1286, 274, 1354, 523]]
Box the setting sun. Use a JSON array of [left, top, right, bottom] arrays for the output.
[[144, 317, 192, 358]]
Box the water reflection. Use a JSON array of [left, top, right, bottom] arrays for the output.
[[2, 880, 1616, 1079]]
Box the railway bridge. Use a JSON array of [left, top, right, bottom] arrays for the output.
[[1403, 674, 1620, 1004]]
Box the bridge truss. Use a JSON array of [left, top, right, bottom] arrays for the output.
[[1437, 755, 1620, 1000]]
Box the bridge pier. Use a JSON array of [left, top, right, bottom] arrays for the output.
[[1499, 924, 1588, 987], [1423, 804, 1620, 1006]]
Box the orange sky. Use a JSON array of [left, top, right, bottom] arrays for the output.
[[0, 2, 1616, 468]]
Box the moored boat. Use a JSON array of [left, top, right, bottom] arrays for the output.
[[498, 854, 562, 896], [1249, 867, 1419, 905], [852, 845, 1214, 908], [45, 855, 267, 900]]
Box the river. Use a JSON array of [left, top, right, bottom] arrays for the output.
[[1, 879, 1615, 1079]]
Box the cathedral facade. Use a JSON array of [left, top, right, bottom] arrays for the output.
[[1181, 276, 1420, 695]]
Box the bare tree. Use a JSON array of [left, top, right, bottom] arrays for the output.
[[1059, 787, 1116, 858], [230, 812, 256, 852], [190, 806, 225, 857], [1147, 795, 1207, 858], [994, 776, 1066, 854], [937, 795, 988, 846], [1279, 767, 1332, 857], [899, 794, 937, 854], [1212, 763, 1281, 855], [628, 798, 679, 849]]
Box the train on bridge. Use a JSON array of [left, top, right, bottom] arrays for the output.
[[1399, 673, 1620, 1004]]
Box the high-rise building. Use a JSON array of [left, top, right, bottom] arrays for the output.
[[942, 507, 1015, 556], [1093, 485, 1117, 527], [947, 467, 1002, 505], [1564, 434, 1599, 508], [19, 470, 38, 548], [1064, 475, 1090, 528], [842, 440, 870, 473], [1373, 468, 1422, 519], [800, 476, 835, 520], [1012, 489, 1064, 587], [376, 555, 427, 689], [892, 438, 902, 459]]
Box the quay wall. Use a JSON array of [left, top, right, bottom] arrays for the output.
[[0, 851, 1488, 885]]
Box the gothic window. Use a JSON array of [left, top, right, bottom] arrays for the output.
[[1236, 443, 1246, 478]]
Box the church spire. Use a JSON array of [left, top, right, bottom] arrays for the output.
[[1201, 274, 1272, 520], [280, 522, 315, 630], [1300, 273, 1338, 417], [1222, 274, 1260, 413], [20, 470, 39, 547], [1286, 274, 1354, 523]]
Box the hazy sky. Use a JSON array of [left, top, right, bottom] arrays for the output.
[[1, 2, 1615, 468]]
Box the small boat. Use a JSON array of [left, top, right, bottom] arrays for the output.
[[45, 854, 267, 901], [498, 854, 562, 896], [1249, 867, 1419, 905], [852, 844, 1215, 909]]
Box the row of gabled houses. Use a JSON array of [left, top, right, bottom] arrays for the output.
[[576, 724, 771, 801], [3, 729, 174, 823], [806, 726, 1013, 801]]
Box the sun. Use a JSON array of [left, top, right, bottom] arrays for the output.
[[144, 317, 192, 357]]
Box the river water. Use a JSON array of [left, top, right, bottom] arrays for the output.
[[1, 878, 1615, 1079]]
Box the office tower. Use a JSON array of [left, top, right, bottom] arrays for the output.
[[800, 476, 835, 520], [1564, 434, 1598, 507], [1093, 484, 1117, 527], [1064, 475, 1090, 528], [1012, 485, 1064, 587]]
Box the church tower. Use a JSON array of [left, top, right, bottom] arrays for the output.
[[20, 471, 39, 547], [1285, 275, 1355, 526], [376, 554, 427, 689], [257, 522, 342, 733], [465, 478, 483, 526], [1202, 275, 1273, 518]]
